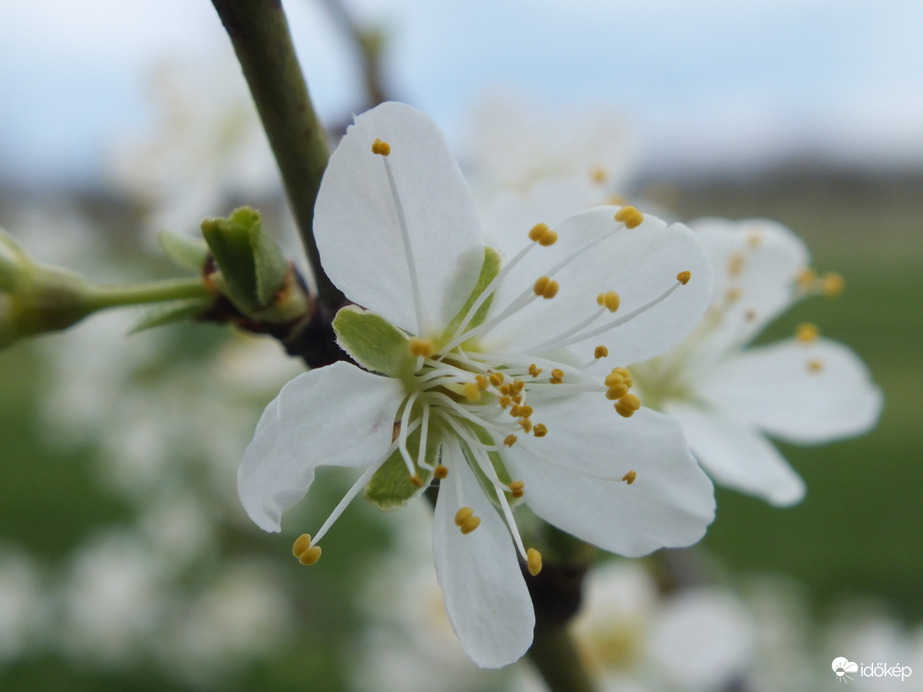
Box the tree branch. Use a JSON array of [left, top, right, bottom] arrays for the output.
[[210, 0, 343, 308]]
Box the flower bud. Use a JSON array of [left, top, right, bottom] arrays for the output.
[[0, 229, 96, 349], [200, 207, 313, 332]]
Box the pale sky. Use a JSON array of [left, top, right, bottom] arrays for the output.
[[1, 0, 921, 185]]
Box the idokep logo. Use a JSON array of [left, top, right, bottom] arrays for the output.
[[833, 657, 858, 683], [832, 657, 913, 684]]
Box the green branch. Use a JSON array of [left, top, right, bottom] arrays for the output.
[[82, 277, 211, 312], [210, 0, 343, 307], [527, 621, 596, 692]]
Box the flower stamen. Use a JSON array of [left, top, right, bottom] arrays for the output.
[[454, 506, 481, 535], [614, 206, 644, 229], [797, 323, 819, 343], [533, 276, 560, 299], [292, 533, 322, 565], [527, 547, 543, 576], [378, 143, 425, 333]]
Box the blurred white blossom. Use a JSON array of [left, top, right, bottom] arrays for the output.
[[567, 561, 756, 692], [110, 56, 282, 236], [631, 218, 883, 505]]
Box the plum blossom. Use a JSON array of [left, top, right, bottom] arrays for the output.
[[630, 218, 882, 505], [238, 102, 716, 667]]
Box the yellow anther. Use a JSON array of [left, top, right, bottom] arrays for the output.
[[797, 322, 819, 343], [434, 465, 449, 479], [614, 367, 632, 384], [527, 548, 543, 576], [499, 383, 512, 396], [511, 404, 534, 418], [606, 384, 629, 400], [512, 380, 526, 395], [519, 418, 533, 433], [504, 434, 518, 447], [512, 394, 523, 405], [475, 374, 489, 390], [596, 290, 620, 312], [550, 369, 564, 384], [797, 267, 818, 291], [528, 223, 558, 247], [460, 516, 481, 535], [371, 138, 391, 156], [292, 533, 322, 566], [604, 370, 626, 387], [538, 229, 558, 246], [615, 402, 636, 418], [614, 206, 644, 229], [498, 395, 512, 409], [533, 276, 559, 299], [463, 381, 481, 402], [533, 423, 548, 438], [594, 345, 609, 359], [292, 533, 311, 558], [622, 470, 637, 485], [408, 337, 435, 358], [508, 481, 525, 498], [529, 363, 543, 377], [676, 270, 692, 285], [615, 393, 641, 418], [298, 547, 322, 566], [489, 372, 505, 387], [807, 359, 824, 372], [728, 253, 745, 277], [619, 393, 641, 410], [822, 272, 845, 297], [528, 223, 550, 242], [410, 473, 424, 487], [454, 507, 474, 527]]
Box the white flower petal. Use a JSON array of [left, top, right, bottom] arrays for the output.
[[238, 362, 403, 532], [479, 176, 605, 251], [705, 337, 883, 444], [692, 218, 809, 352], [481, 207, 713, 365], [432, 442, 534, 668], [506, 405, 715, 557], [665, 401, 805, 506], [314, 102, 484, 335], [512, 392, 685, 480]]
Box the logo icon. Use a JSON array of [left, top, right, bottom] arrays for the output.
[[833, 657, 859, 683]]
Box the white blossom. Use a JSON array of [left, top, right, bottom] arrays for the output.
[[239, 102, 716, 667]]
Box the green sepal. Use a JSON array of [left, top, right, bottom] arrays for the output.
[[200, 206, 289, 311], [157, 231, 208, 273], [441, 247, 502, 344], [365, 425, 440, 510], [128, 300, 211, 335], [333, 305, 413, 378]]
